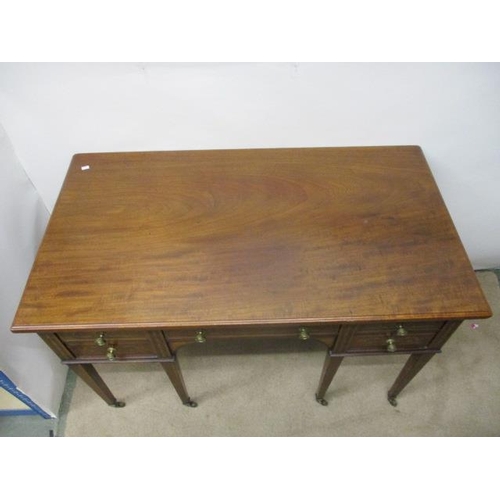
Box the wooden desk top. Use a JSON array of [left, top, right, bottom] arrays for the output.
[[12, 146, 491, 332]]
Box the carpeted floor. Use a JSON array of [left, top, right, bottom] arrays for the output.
[[59, 271, 500, 436]]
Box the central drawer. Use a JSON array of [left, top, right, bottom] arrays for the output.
[[164, 324, 340, 350]]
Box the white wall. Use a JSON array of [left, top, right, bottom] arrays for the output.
[[0, 62, 499, 269], [0, 123, 67, 417]]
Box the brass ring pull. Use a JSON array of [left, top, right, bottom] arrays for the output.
[[106, 347, 117, 360]]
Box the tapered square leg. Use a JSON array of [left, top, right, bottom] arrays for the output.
[[70, 364, 125, 407], [160, 357, 197, 407], [387, 352, 436, 406], [315, 351, 345, 406], [388, 321, 462, 406]]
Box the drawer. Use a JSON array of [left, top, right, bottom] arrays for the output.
[[353, 321, 444, 336], [347, 331, 436, 353], [164, 324, 340, 350], [346, 321, 444, 354], [57, 330, 162, 361]]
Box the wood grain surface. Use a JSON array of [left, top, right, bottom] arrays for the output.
[[12, 146, 491, 332]]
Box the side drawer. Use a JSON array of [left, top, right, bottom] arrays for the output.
[[346, 321, 445, 354], [57, 330, 164, 361]]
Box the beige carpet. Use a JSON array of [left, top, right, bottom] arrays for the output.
[[61, 271, 500, 436]]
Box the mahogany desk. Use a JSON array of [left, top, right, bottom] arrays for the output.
[[11, 147, 491, 408]]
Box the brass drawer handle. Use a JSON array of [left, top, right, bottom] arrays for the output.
[[95, 333, 107, 346], [194, 330, 206, 343], [386, 339, 396, 353], [106, 347, 117, 360], [396, 325, 408, 337], [298, 327, 310, 341]]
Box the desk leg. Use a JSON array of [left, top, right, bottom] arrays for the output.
[[315, 351, 344, 406], [39, 333, 124, 408], [387, 321, 461, 406], [315, 325, 355, 406], [387, 353, 435, 406], [160, 357, 197, 408], [70, 364, 125, 407]]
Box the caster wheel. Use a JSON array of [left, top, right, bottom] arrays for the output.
[[388, 397, 398, 407], [111, 401, 126, 408], [315, 395, 329, 406], [184, 400, 198, 408]]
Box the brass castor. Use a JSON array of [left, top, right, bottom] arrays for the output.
[[388, 396, 398, 407], [315, 395, 329, 406], [184, 399, 198, 408], [111, 401, 126, 408]]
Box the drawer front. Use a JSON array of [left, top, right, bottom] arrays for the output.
[[353, 321, 444, 335], [57, 330, 162, 361], [164, 324, 340, 350], [346, 321, 444, 354]]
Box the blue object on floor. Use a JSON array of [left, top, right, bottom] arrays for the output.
[[0, 371, 52, 419], [0, 408, 38, 416]]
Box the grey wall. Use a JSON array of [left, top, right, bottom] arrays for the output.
[[1, 63, 498, 268], [0, 123, 67, 417]]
